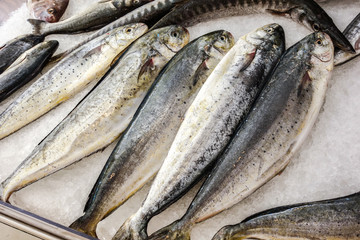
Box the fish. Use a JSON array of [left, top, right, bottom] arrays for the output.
[[113, 23, 286, 240], [212, 192, 360, 240], [0, 25, 189, 203], [0, 41, 59, 103], [28, 0, 154, 35], [27, 0, 69, 23], [69, 30, 234, 238], [149, 31, 334, 240], [335, 13, 360, 65], [0, 23, 148, 141], [151, 0, 354, 53], [0, 34, 44, 74]]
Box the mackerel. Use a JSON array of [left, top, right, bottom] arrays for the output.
[[114, 23, 285, 240], [0, 25, 189, 203], [0, 23, 147, 140], [70, 30, 234, 238], [0, 41, 58, 102], [29, 0, 154, 35], [151, 0, 354, 53], [150, 31, 334, 240], [213, 192, 360, 240]]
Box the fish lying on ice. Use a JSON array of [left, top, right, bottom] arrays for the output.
[[149, 31, 334, 240], [113, 23, 285, 240], [27, 0, 69, 23], [69, 30, 234, 238], [29, 0, 154, 35], [0, 23, 148, 140], [0, 25, 189, 203], [0, 40, 59, 103], [0, 34, 44, 74], [212, 192, 360, 240]]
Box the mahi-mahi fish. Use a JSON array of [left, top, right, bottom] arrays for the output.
[[149, 31, 334, 240], [0, 23, 148, 140], [29, 0, 154, 35], [0, 25, 189, 203], [0, 40, 58, 103], [113, 23, 285, 240], [212, 192, 360, 240], [27, 0, 69, 23], [69, 30, 234, 238], [0, 34, 44, 74]]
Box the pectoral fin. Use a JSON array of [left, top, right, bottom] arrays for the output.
[[138, 57, 155, 80], [240, 49, 257, 72]]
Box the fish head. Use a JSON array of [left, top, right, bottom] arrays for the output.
[[153, 25, 190, 59], [35, 6, 61, 23], [309, 32, 334, 76], [208, 30, 235, 56], [115, 23, 149, 44]]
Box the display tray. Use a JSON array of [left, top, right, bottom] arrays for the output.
[[0, 0, 359, 240]]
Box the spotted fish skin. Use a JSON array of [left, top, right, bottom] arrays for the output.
[[0, 40, 58, 103], [69, 30, 233, 238], [212, 192, 360, 240], [149, 31, 334, 240], [0, 25, 189, 204], [335, 13, 360, 65], [113, 23, 285, 240], [151, 0, 354, 53], [27, 0, 69, 23], [0, 23, 148, 141], [28, 0, 154, 35], [0, 34, 44, 74]]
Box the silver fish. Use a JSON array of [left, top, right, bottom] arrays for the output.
[[149, 31, 334, 240], [0, 23, 148, 140], [113, 23, 285, 240]]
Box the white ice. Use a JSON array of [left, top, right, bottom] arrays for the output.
[[0, 0, 359, 240]]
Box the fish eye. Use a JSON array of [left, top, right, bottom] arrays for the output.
[[125, 28, 133, 33], [316, 38, 322, 45], [47, 8, 55, 14], [171, 31, 179, 38], [133, 0, 140, 4], [220, 35, 226, 41], [313, 23, 320, 31], [267, 28, 274, 33]]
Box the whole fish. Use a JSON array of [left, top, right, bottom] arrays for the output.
[[114, 23, 285, 240], [27, 0, 69, 23], [151, 0, 354, 53], [0, 41, 58, 103], [29, 0, 154, 35], [335, 13, 360, 65], [212, 192, 360, 240], [0, 34, 44, 74], [0, 25, 189, 203], [0, 23, 147, 141], [149, 31, 334, 240], [70, 30, 234, 238]]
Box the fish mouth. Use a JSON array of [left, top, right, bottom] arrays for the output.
[[325, 27, 356, 53]]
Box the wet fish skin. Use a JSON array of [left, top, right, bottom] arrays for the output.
[[151, 0, 354, 53], [27, 0, 69, 23], [0, 23, 148, 141], [0, 34, 44, 74], [28, 0, 154, 35], [69, 30, 234, 238], [335, 13, 360, 65], [212, 192, 360, 240], [149, 31, 334, 240], [0, 41, 58, 103], [0, 25, 189, 203], [113, 23, 285, 240]]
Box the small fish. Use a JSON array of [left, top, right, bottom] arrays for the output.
[[0, 25, 189, 203], [0, 23, 148, 141], [69, 30, 234, 238], [335, 13, 360, 65], [151, 0, 354, 53], [0, 40, 58, 103], [212, 192, 360, 240], [114, 23, 285, 240], [0, 34, 44, 74], [27, 0, 69, 23], [28, 0, 154, 35], [149, 31, 334, 240]]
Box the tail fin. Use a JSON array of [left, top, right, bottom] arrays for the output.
[[148, 220, 191, 240], [112, 216, 148, 240], [69, 215, 98, 238], [28, 19, 46, 35]]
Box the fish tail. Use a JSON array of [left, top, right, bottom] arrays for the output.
[[148, 220, 191, 240], [27, 19, 46, 35], [211, 225, 236, 240], [112, 216, 148, 240], [69, 215, 98, 238]]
